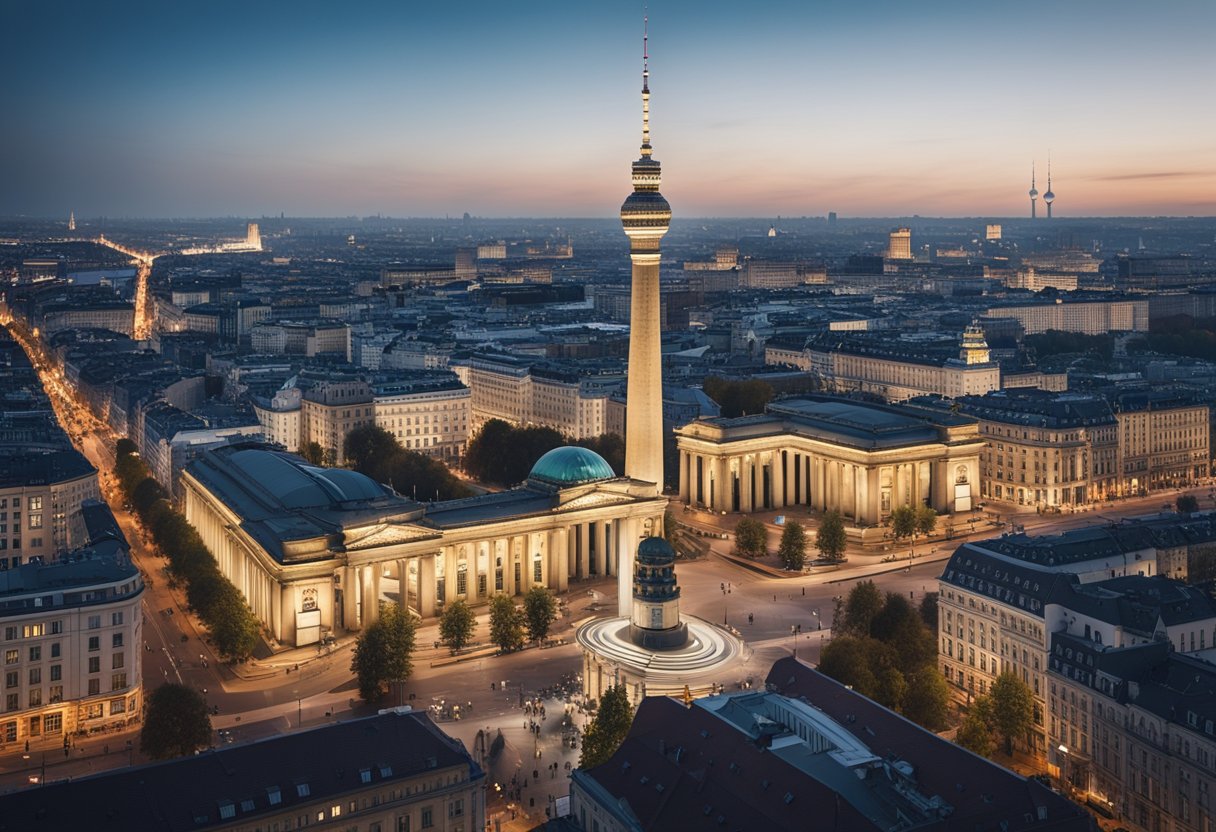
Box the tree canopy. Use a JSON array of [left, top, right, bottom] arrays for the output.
[[523, 586, 558, 644], [343, 424, 471, 501], [140, 683, 213, 760], [990, 672, 1035, 755], [702, 376, 774, 418], [1177, 494, 1200, 514], [734, 517, 767, 558], [841, 581, 884, 637], [488, 594, 526, 653], [580, 686, 634, 769], [439, 599, 477, 653], [461, 419, 626, 486], [777, 520, 807, 570], [351, 603, 417, 702], [816, 511, 847, 563]]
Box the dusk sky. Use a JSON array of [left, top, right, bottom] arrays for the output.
[[5, 0, 1216, 218]]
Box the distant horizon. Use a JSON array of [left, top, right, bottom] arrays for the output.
[[6, 213, 1216, 224], [5, 2, 1215, 218]]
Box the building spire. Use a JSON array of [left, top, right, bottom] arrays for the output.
[[641, 13, 651, 157]]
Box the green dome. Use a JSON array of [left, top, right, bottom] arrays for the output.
[[529, 446, 615, 486]]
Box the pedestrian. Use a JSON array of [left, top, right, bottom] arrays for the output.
[[801, 587, 805, 596]]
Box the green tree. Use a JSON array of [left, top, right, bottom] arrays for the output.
[[871, 592, 936, 676], [956, 695, 996, 758], [343, 424, 400, 473], [523, 586, 558, 644], [841, 580, 884, 637], [990, 672, 1034, 755], [817, 636, 897, 700], [140, 683, 213, 760], [489, 594, 526, 653], [916, 505, 938, 538], [702, 376, 774, 418], [301, 441, 326, 466], [919, 592, 939, 630], [351, 603, 417, 702], [115, 437, 138, 458], [733, 517, 767, 558], [777, 520, 807, 570], [439, 599, 477, 653], [580, 685, 634, 769], [875, 666, 908, 711], [890, 504, 937, 558], [1177, 494, 1200, 514], [815, 510, 847, 563], [901, 667, 950, 731]]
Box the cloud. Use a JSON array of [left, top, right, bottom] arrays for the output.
[[1088, 170, 1216, 182]]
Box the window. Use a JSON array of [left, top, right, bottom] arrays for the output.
[[1, 721, 13, 742], [4, 672, 16, 689], [88, 636, 99, 652], [84, 702, 102, 719], [3, 627, 15, 641], [50, 665, 60, 681], [448, 799, 464, 818], [111, 612, 124, 626], [28, 514, 42, 530], [88, 679, 100, 696], [88, 657, 100, 673], [421, 807, 433, 828], [28, 668, 39, 685], [48, 685, 62, 703], [6, 694, 18, 712], [112, 673, 127, 691], [4, 650, 16, 665], [28, 689, 41, 707], [50, 643, 59, 658], [28, 646, 40, 662], [112, 633, 123, 649], [87, 615, 101, 630], [396, 816, 411, 832], [28, 497, 40, 512], [22, 624, 43, 638], [110, 697, 125, 714], [297, 783, 311, 798], [112, 652, 124, 669], [49, 621, 61, 635]]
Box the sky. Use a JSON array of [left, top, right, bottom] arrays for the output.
[[4, 0, 1216, 218]]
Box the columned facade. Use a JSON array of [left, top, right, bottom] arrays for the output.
[[676, 397, 984, 523]]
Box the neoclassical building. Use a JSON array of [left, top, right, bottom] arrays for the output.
[[181, 445, 664, 647], [674, 396, 984, 524]]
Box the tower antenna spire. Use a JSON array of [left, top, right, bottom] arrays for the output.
[[641, 10, 651, 157]]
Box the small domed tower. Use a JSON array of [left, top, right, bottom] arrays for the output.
[[960, 323, 991, 365], [628, 537, 689, 650]]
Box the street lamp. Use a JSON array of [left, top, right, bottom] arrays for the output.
[[293, 689, 301, 728]]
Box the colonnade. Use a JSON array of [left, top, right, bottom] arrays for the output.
[[678, 447, 940, 526]]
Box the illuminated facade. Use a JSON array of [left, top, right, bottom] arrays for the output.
[[182, 446, 663, 647], [887, 227, 912, 260], [675, 396, 983, 523]]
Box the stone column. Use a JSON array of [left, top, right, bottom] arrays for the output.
[[773, 450, 786, 509], [785, 452, 796, 508], [617, 517, 638, 618], [552, 529, 569, 592], [577, 523, 590, 581], [359, 566, 374, 628], [678, 449, 689, 502], [741, 457, 754, 513], [444, 546, 458, 603], [271, 580, 283, 642], [597, 521, 610, 577], [397, 558, 409, 610], [343, 565, 359, 630], [419, 555, 436, 618], [714, 456, 728, 512]]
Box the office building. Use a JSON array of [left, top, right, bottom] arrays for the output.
[[887, 227, 913, 260]]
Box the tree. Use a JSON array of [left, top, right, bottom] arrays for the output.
[[702, 376, 774, 418], [875, 666, 908, 711], [489, 594, 526, 653], [871, 593, 936, 676], [1177, 494, 1200, 514], [301, 441, 326, 466], [439, 599, 476, 653], [207, 586, 261, 661], [956, 696, 996, 758], [734, 517, 767, 558], [351, 604, 417, 702], [343, 424, 400, 473], [990, 672, 1034, 755], [890, 504, 937, 558], [916, 505, 938, 538], [140, 683, 213, 760], [523, 586, 558, 644], [901, 667, 950, 731], [919, 592, 939, 630], [816, 511, 847, 563], [817, 636, 897, 700], [115, 437, 138, 458], [841, 580, 884, 637], [777, 521, 807, 570], [580, 685, 634, 769]]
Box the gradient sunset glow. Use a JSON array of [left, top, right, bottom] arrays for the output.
[[5, 0, 1215, 218]]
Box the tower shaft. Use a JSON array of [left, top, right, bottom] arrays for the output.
[[625, 249, 663, 489]]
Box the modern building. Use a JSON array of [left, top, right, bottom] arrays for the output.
[[181, 445, 664, 646], [887, 227, 912, 260], [0, 501, 143, 748], [0, 707, 484, 832], [675, 395, 984, 523], [1047, 634, 1216, 831], [570, 657, 1095, 832]]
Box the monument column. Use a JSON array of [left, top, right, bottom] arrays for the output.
[[419, 555, 436, 618]]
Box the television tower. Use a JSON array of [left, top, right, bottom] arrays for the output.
[[1043, 156, 1055, 219], [1029, 162, 1038, 219], [68, 211, 75, 232]]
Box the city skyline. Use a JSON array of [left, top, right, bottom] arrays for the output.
[[5, 0, 1216, 218]]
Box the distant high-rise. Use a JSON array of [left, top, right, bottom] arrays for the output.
[[1029, 162, 1039, 219], [1043, 157, 1056, 219], [887, 227, 912, 260], [246, 222, 261, 249], [68, 210, 75, 232], [827, 211, 837, 225], [986, 223, 1002, 241]]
